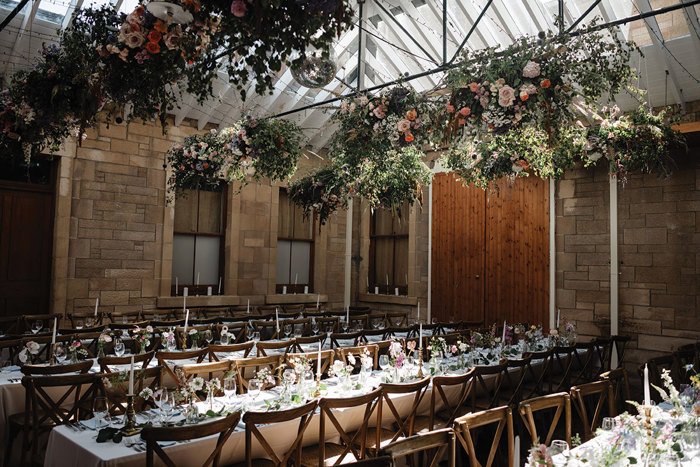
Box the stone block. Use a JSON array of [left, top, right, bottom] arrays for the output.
[[646, 212, 695, 228], [651, 293, 695, 310], [105, 269, 153, 279], [557, 179, 575, 198], [563, 280, 599, 291], [111, 139, 139, 155], [113, 230, 156, 242], [619, 287, 650, 306], [619, 253, 652, 267], [635, 267, 680, 284], [633, 306, 675, 322], [638, 334, 694, 352], [576, 220, 607, 235], [623, 228, 667, 244], [98, 123, 127, 139]]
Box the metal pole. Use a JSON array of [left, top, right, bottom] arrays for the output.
[[374, 0, 439, 65], [566, 0, 603, 34], [0, 0, 31, 34], [558, 0, 565, 34], [272, 0, 700, 118], [443, 0, 447, 65], [448, 0, 494, 65]]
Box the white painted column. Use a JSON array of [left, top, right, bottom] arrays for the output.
[[549, 179, 556, 330], [610, 175, 619, 368], [344, 198, 353, 309], [427, 182, 433, 324]]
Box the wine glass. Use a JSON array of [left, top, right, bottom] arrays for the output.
[[32, 320, 43, 334], [283, 323, 292, 339], [223, 378, 237, 407], [302, 370, 314, 400], [248, 378, 261, 406], [54, 344, 67, 364], [341, 318, 348, 333], [311, 321, 319, 336], [378, 355, 390, 372], [549, 440, 569, 457], [252, 331, 260, 343], [601, 417, 614, 431], [166, 335, 176, 352], [113, 338, 125, 357], [92, 397, 109, 429], [292, 324, 302, 339], [282, 368, 296, 397], [156, 388, 169, 423], [204, 330, 213, 346]]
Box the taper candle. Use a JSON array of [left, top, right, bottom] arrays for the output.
[[644, 363, 651, 406], [51, 317, 57, 345], [94, 298, 99, 316], [128, 355, 134, 396]]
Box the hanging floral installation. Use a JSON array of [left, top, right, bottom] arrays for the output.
[[0, 0, 352, 164], [166, 117, 305, 196], [289, 86, 442, 223]]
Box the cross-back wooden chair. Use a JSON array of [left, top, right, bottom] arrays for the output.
[[367, 314, 386, 330], [157, 348, 209, 384], [314, 316, 340, 334], [673, 348, 697, 385], [141, 309, 174, 322], [569, 341, 597, 385], [251, 320, 280, 341], [180, 361, 233, 399], [215, 323, 247, 344], [468, 361, 508, 412], [15, 373, 104, 465], [644, 355, 676, 398], [570, 380, 616, 442], [175, 325, 213, 350], [71, 331, 105, 358], [21, 359, 93, 376], [21, 314, 58, 335], [348, 314, 369, 331], [329, 332, 361, 349], [256, 305, 279, 316], [379, 428, 456, 467], [102, 366, 163, 414], [454, 406, 514, 467], [0, 315, 21, 335], [497, 355, 533, 408], [233, 355, 282, 394], [285, 350, 335, 379], [282, 318, 312, 338], [522, 349, 553, 399], [193, 308, 227, 321], [98, 350, 155, 373], [384, 311, 408, 328], [414, 369, 475, 433], [367, 376, 431, 453], [383, 326, 413, 340], [600, 368, 633, 414], [360, 329, 386, 344], [256, 339, 294, 357], [611, 335, 631, 368], [66, 312, 105, 328], [151, 319, 185, 332], [21, 334, 75, 364], [108, 310, 144, 325], [518, 392, 572, 447], [291, 334, 325, 353], [243, 400, 318, 467], [142, 411, 241, 467], [592, 337, 612, 375], [0, 337, 23, 365], [337, 344, 379, 371], [550, 345, 576, 392], [284, 304, 306, 315], [300, 389, 382, 467], [208, 341, 255, 361]]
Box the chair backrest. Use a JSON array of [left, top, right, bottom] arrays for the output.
[[377, 377, 431, 448], [454, 406, 514, 467], [524, 349, 553, 399], [337, 344, 379, 371], [20, 334, 75, 363], [499, 355, 533, 407], [22, 373, 104, 462], [215, 323, 247, 344], [673, 349, 697, 385], [284, 304, 305, 314], [316, 389, 382, 466], [315, 316, 340, 334], [176, 325, 213, 350], [379, 428, 456, 467], [570, 341, 597, 385], [142, 411, 241, 467], [360, 329, 386, 343], [468, 361, 508, 411], [251, 320, 280, 341], [108, 310, 144, 324], [611, 335, 630, 367], [180, 361, 233, 398], [98, 350, 155, 373], [157, 348, 209, 383], [208, 341, 254, 361], [67, 312, 105, 328], [233, 355, 282, 393], [291, 334, 325, 353], [518, 392, 572, 447], [430, 370, 475, 430], [285, 350, 335, 379], [570, 380, 615, 441], [551, 345, 576, 392], [330, 332, 361, 349], [646, 355, 675, 397], [592, 337, 612, 375], [256, 339, 294, 357], [21, 359, 93, 375], [283, 318, 311, 337], [384, 311, 408, 328], [600, 368, 632, 414], [349, 314, 369, 330], [0, 338, 24, 365], [243, 400, 318, 467], [21, 314, 58, 334], [103, 366, 163, 414]]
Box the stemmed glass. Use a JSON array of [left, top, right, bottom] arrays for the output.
[[92, 397, 109, 430], [204, 330, 213, 346], [282, 368, 295, 402], [549, 440, 569, 457], [113, 338, 125, 357], [302, 370, 314, 401], [223, 378, 237, 408], [283, 323, 292, 339], [32, 320, 43, 334], [378, 355, 390, 373], [248, 378, 262, 408], [311, 320, 319, 336], [341, 318, 349, 333], [156, 388, 169, 423], [54, 344, 67, 364]]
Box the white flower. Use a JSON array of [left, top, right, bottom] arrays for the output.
[[523, 61, 541, 78], [189, 329, 197, 335], [359, 95, 369, 106], [139, 388, 153, 400], [99, 333, 112, 343], [26, 341, 40, 354], [397, 119, 411, 133], [189, 377, 205, 392], [206, 378, 221, 392], [512, 163, 524, 173], [347, 352, 356, 366], [146, 326, 153, 333], [18, 349, 28, 363]]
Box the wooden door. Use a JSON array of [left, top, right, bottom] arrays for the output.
[[431, 173, 486, 323], [0, 180, 54, 316], [431, 173, 548, 325]]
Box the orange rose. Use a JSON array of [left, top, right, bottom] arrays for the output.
[[517, 160, 530, 170], [446, 104, 455, 113], [459, 107, 471, 117], [520, 94, 529, 101], [148, 30, 162, 43], [458, 118, 466, 126], [145, 41, 161, 54], [154, 20, 168, 34], [405, 133, 415, 142], [406, 109, 417, 121], [541, 79, 551, 88], [203, 163, 209, 169]]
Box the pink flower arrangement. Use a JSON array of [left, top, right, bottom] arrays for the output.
[[522, 60, 541, 79], [498, 85, 516, 107]]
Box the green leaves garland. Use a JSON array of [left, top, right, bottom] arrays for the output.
[[167, 117, 305, 195]]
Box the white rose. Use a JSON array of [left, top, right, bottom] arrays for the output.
[[498, 85, 516, 107], [523, 61, 541, 79]]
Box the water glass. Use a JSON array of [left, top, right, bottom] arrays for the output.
[[54, 344, 67, 364], [601, 417, 615, 431], [549, 440, 569, 457], [302, 370, 315, 400], [113, 338, 125, 357], [32, 320, 43, 334], [378, 355, 390, 372], [204, 330, 213, 345], [248, 378, 261, 403], [223, 378, 237, 406], [293, 325, 302, 339], [252, 331, 260, 342], [341, 318, 348, 333], [311, 321, 319, 335], [93, 397, 108, 429], [283, 323, 292, 338]]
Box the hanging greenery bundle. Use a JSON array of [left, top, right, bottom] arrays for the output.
[[167, 117, 305, 196], [288, 163, 350, 225]]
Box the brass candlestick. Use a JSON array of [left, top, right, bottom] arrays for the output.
[[416, 351, 425, 378], [643, 406, 653, 438], [121, 395, 141, 436], [49, 343, 56, 365]]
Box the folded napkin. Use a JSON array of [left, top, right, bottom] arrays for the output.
[[3, 365, 21, 372], [157, 440, 177, 447], [79, 418, 107, 430]]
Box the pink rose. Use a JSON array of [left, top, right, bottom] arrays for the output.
[[373, 105, 386, 119], [446, 104, 455, 113], [163, 26, 183, 50], [469, 82, 479, 92], [523, 60, 541, 79], [459, 107, 471, 117], [231, 0, 247, 17], [397, 119, 411, 133], [498, 85, 516, 107]]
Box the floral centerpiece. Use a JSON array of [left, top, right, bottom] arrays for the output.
[[187, 328, 202, 350], [328, 359, 354, 391], [163, 329, 177, 350], [18, 341, 41, 364], [132, 325, 153, 354], [69, 340, 90, 363], [220, 325, 231, 344], [97, 332, 112, 358]]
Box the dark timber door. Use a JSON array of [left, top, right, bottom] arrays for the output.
[[0, 178, 54, 316], [431, 173, 549, 326]]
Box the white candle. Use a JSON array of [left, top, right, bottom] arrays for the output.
[[644, 363, 651, 406], [316, 294, 320, 309], [184, 309, 189, 337], [417, 302, 420, 323], [196, 272, 200, 287], [304, 286, 309, 294], [556, 309, 560, 329], [246, 299, 250, 314], [386, 274, 389, 288], [94, 298, 99, 316], [502, 321, 507, 346], [346, 306, 349, 326], [175, 277, 178, 295], [128, 355, 134, 396], [218, 277, 221, 295], [394, 287, 399, 296], [207, 286, 212, 296], [419, 323, 423, 350], [513, 436, 520, 467], [294, 274, 298, 287], [51, 317, 57, 345], [183, 287, 188, 312], [282, 286, 287, 295], [317, 341, 322, 377], [405, 273, 408, 285], [374, 286, 379, 294], [275, 308, 279, 332]]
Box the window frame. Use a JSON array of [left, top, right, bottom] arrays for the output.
[[276, 188, 315, 294], [369, 205, 409, 295], [171, 187, 227, 296]]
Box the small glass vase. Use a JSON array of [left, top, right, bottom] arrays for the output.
[[138, 343, 147, 355], [190, 340, 199, 351], [97, 345, 105, 359], [341, 374, 353, 393], [70, 351, 79, 364], [185, 400, 199, 424], [359, 366, 371, 385]]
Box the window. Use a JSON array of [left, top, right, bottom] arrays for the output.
[[276, 189, 313, 293], [370, 202, 409, 295], [172, 189, 225, 295]]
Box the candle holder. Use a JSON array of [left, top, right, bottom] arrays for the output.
[[49, 343, 56, 365], [643, 406, 653, 438], [416, 351, 425, 379], [121, 395, 141, 436]]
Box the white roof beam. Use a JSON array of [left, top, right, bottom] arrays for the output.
[[61, 0, 84, 29], [451, 0, 502, 49], [637, 0, 686, 111], [374, 0, 441, 65], [680, 0, 700, 58], [2, 0, 41, 85]]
